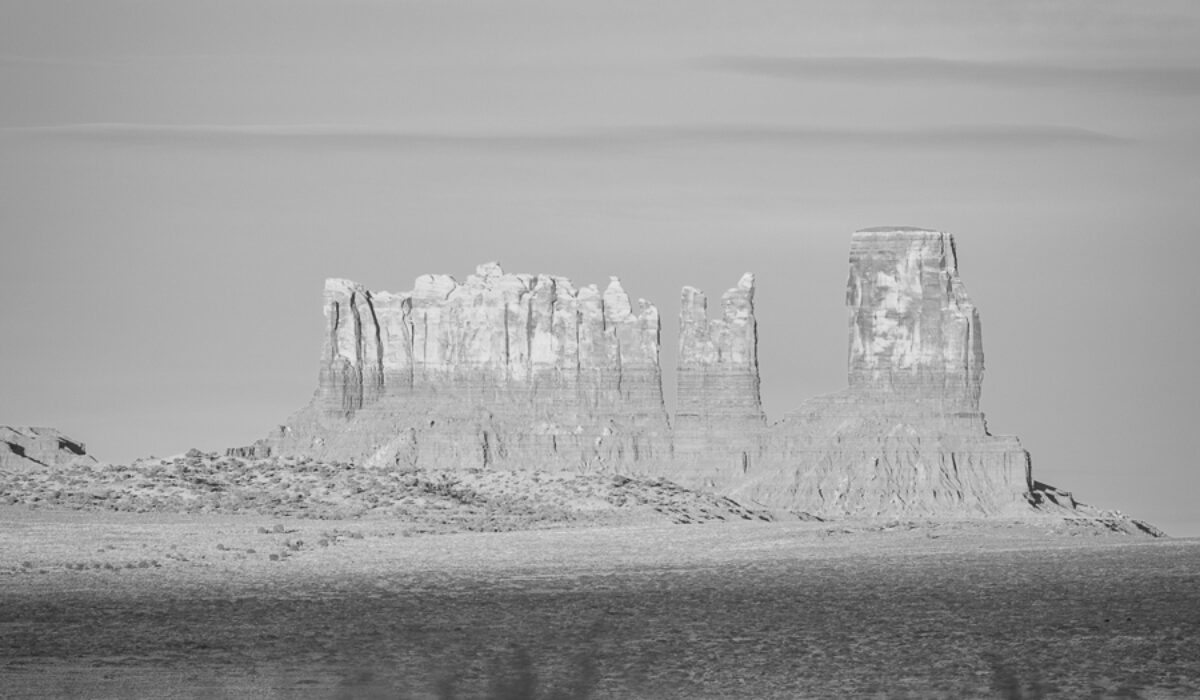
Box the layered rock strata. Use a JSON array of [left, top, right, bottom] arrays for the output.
[[730, 228, 1033, 516], [1, 426, 96, 471]]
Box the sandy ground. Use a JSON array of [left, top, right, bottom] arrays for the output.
[[2, 506, 1198, 698], [0, 505, 1166, 589]]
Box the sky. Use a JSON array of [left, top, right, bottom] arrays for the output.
[[1, 0, 1198, 535]]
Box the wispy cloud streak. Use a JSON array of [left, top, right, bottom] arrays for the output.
[[3, 122, 1129, 151], [703, 55, 1200, 95]]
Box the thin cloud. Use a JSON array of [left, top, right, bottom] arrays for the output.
[[702, 55, 1200, 96], [3, 122, 1129, 152], [0, 52, 337, 69]]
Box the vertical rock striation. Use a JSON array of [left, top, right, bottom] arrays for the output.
[[319, 278, 387, 417], [846, 228, 983, 415], [261, 264, 671, 472]]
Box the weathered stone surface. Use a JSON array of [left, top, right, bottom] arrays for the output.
[[846, 228, 983, 412], [0, 426, 96, 470], [671, 273, 766, 488]]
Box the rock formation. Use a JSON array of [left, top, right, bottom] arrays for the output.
[[671, 273, 767, 488], [730, 228, 1033, 517], [256, 263, 672, 472], [846, 228, 983, 412], [1, 426, 97, 470], [237, 228, 1089, 520]]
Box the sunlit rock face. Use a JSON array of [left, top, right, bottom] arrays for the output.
[[730, 228, 1033, 517], [0, 427, 96, 470], [265, 263, 671, 472], [846, 228, 983, 414]]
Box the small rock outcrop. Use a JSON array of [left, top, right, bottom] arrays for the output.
[[846, 228, 983, 411], [1, 427, 96, 470]]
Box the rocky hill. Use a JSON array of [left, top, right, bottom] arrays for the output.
[[1, 449, 778, 532]]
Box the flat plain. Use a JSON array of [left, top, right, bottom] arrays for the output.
[[2, 506, 1198, 699]]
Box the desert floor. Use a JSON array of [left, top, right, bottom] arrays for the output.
[[2, 506, 1198, 699]]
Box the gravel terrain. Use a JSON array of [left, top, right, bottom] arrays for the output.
[[0, 451, 778, 531]]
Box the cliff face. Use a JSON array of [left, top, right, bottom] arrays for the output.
[[244, 228, 1049, 518], [671, 273, 766, 488], [846, 229, 983, 413], [319, 264, 662, 416], [263, 263, 671, 473]]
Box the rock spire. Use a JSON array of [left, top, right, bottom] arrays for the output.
[[730, 228, 1032, 516], [846, 228, 983, 411], [672, 273, 766, 487]]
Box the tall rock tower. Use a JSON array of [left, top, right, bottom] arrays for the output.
[[731, 228, 1034, 517], [846, 228, 984, 417], [672, 274, 766, 488]]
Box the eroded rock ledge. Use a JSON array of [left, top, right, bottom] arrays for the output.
[[234, 228, 1111, 521], [1, 426, 95, 471]]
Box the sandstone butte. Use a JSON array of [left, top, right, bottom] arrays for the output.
[[216, 227, 1105, 521], [0, 228, 1138, 524]]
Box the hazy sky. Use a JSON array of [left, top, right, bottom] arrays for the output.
[[2, 1, 1198, 535]]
